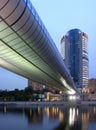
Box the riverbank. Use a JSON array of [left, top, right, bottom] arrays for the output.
[[0, 101, 76, 107], [0, 101, 96, 107]]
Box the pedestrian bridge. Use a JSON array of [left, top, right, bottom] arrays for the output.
[[0, 0, 77, 94]]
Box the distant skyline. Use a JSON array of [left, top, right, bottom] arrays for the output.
[[0, 0, 96, 90]]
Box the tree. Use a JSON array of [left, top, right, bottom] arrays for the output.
[[25, 86, 33, 93]]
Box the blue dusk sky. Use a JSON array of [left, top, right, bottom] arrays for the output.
[[0, 0, 96, 90]]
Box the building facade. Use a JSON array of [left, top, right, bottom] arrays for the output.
[[60, 29, 89, 91], [82, 79, 96, 101], [28, 80, 43, 91], [88, 79, 96, 92]]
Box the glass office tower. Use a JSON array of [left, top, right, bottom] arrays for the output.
[[60, 29, 89, 92]]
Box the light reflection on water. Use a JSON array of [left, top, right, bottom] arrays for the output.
[[0, 105, 96, 130]]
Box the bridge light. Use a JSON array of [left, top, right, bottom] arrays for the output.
[[69, 95, 76, 100], [60, 77, 76, 95], [68, 89, 76, 95]]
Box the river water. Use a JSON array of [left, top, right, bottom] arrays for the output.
[[0, 105, 96, 130]]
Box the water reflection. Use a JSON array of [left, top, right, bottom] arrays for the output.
[[25, 107, 43, 124], [44, 107, 59, 120], [0, 105, 96, 130], [53, 107, 82, 130]]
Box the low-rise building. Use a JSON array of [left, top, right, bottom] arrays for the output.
[[82, 79, 96, 100]]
